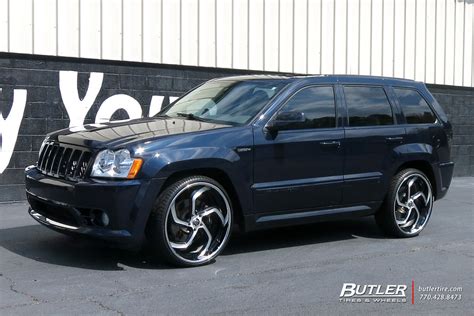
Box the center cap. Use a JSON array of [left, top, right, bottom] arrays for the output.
[[407, 200, 414, 207], [192, 218, 201, 226]]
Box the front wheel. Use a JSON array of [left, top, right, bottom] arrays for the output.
[[147, 176, 233, 267], [376, 168, 434, 238]]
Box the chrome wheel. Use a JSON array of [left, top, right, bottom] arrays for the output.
[[393, 173, 433, 235], [164, 182, 232, 264]]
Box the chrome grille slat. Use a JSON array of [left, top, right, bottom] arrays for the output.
[[57, 147, 71, 176], [40, 144, 52, 170], [37, 143, 48, 167], [44, 145, 57, 172], [59, 148, 72, 176], [66, 150, 81, 179], [36, 142, 91, 181], [72, 151, 84, 178], [50, 147, 64, 175]]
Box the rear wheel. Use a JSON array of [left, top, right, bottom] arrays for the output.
[[147, 176, 233, 267], [376, 168, 433, 237]]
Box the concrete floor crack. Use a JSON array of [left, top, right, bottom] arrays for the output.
[[88, 298, 125, 316], [0, 273, 47, 305]]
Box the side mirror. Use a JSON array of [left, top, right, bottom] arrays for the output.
[[265, 111, 306, 133]]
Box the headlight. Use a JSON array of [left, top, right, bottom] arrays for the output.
[[91, 149, 143, 179]]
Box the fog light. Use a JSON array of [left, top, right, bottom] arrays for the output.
[[101, 212, 110, 227], [91, 210, 110, 227]]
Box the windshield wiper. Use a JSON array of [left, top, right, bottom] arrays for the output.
[[154, 114, 170, 118], [175, 112, 208, 122]]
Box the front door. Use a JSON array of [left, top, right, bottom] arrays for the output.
[[252, 85, 344, 214]]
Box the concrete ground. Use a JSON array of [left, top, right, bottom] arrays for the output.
[[0, 178, 472, 315]]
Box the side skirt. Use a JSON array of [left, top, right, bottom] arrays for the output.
[[242, 202, 380, 232]]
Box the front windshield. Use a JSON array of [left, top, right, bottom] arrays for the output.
[[161, 79, 288, 125]]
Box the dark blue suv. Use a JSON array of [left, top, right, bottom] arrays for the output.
[[25, 75, 454, 266]]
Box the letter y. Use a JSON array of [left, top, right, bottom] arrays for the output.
[[60, 71, 103, 128]]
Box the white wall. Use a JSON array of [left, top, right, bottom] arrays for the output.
[[0, 0, 473, 87]]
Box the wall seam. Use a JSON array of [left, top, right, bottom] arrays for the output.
[[345, 0, 348, 74], [55, 0, 58, 55], [6, 0, 9, 52], [424, 0, 427, 82], [263, 0, 266, 71], [32, 0, 34, 54], [462, 0, 465, 86], [414, 0, 417, 80], [333, 0, 336, 74], [381, 0, 384, 76], [434, 0, 437, 83], [320, 0, 323, 74], [141, 0, 144, 62], [444, 0, 447, 85], [278, 0, 281, 72]]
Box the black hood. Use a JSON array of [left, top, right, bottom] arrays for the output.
[[48, 117, 232, 149]]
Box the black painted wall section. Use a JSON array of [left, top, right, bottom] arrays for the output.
[[427, 85, 474, 178], [0, 55, 473, 202]]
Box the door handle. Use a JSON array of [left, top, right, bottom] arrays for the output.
[[385, 136, 404, 143], [320, 141, 341, 148]]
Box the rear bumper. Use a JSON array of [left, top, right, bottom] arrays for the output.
[[434, 161, 454, 200], [25, 166, 164, 248]]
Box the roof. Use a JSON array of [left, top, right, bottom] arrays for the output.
[[212, 74, 421, 87]]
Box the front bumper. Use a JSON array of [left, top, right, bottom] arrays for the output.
[[25, 166, 164, 248]]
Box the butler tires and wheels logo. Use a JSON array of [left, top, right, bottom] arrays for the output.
[[339, 283, 408, 303]]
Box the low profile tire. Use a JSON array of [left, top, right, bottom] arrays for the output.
[[147, 176, 233, 267], [375, 168, 434, 238]]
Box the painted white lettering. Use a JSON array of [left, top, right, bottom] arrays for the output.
[[0, 90, 27, 173], [60, 71, 103, 128], [148, 95, 164, 117], [95, 94, 142, 123]]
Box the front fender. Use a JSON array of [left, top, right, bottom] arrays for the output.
[[139, 146, 253, 216], [142, 147, 241, 177]]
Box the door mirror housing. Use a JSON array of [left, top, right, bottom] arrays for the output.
[[265, 111, 306, 133]]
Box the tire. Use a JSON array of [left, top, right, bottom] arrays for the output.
[[146, 175, 233, 267], [375, 168, 434, 238]]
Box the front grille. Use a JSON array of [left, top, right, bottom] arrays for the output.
[[37, 141, 92, 181]]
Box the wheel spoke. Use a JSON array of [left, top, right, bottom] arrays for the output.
[[412, 191, 430, 206], [191, 187, 210, 215], [396, 191, 408, 208], [411, 205, 421, 230], [170, 201, 192, 227], [396, 208, 412, 226], [424, 189, 432, 206], [197, 224, 213, 260], [407, 176, 417, 198], [169, 227, 200, 249], [200, 207, 227, 225]]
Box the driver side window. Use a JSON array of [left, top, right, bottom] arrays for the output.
[[280, 86, 336, 130]]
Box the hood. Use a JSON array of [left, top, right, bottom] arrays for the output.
[[48, 117, 232, 149]]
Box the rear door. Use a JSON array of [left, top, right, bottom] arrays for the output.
[[341, 85, 406, 204]]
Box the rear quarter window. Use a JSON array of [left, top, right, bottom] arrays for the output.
[[394, 88, 437, 124]]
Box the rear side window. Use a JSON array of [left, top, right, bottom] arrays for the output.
[[280, 86, 336, 129], [394, 88, 437, 124], [344, 86, 394, 127]]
